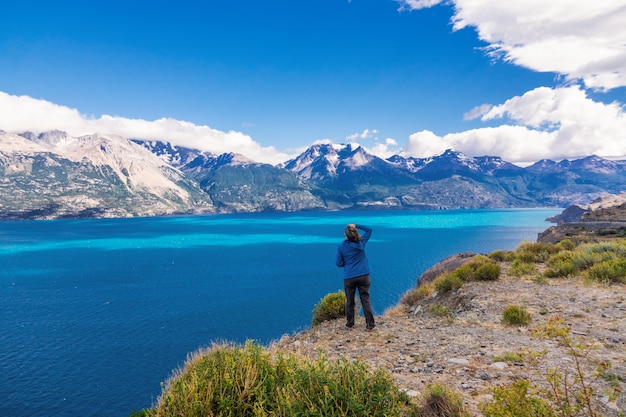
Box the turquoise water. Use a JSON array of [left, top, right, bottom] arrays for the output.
[[0, 209, 560, 416]]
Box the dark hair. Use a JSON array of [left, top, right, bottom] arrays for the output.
[[344, 225, 361, 242]]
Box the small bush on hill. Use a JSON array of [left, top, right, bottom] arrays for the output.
[[145, 342, 417, 417], [488, 250, 508, 262], [571, 249, 605, 271], [480, 379, 555, 417], [509, 258, 537, 277], [433, 272, 463, 293], [543, 259, 577, 278], [311, 290, 346, 326], [502, 304, 532, 326], [449, 254, 501, 282], [474, 263, 501, 281], [427, 302, 451, 318], [417, 383, 470, 417], [544, 251, 578, 278], [450, 264, 474, 281], [556, 239, 576, 251], [493, 352, 524, 363], [584, 258, 626, 284], [515, 241, 561, 263]]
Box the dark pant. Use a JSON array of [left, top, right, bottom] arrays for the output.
[[344, 274, 375, 330]]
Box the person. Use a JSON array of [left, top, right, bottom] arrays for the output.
[[335, 223, 376, 332]]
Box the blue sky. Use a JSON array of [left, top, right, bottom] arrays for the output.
[[1, 0, 625, 165]]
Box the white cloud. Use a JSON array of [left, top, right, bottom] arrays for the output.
[[0, 91, 292, 165], [463, 103, 492, 121], [402, 86, 626, 164], [396, 0, 445, 11], [365, 138, 400, 159], [345, 129, 379, 141], [397, 1, 626, 164], [400, 0, 626, 91], [343, 129, 402, 159]]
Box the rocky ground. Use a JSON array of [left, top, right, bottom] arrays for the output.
[[270, 273, 626, 416]]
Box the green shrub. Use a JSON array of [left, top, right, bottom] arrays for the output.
[[147, 342, 417, 417], [584, 240, 626, 256], [544, 259, 578, 278], [450, 264, 474, 281], [568, 240, 626, 275], [510, 258, 537, 277], [450, 255, 500, 281], [502, 304, 532, 326], [488, 250, 508, 262], [493, 352, 524, 363], [433, 272, 464, 293], [546, 250, 574, 265], [427, 302, 451, 318], [571, 248, 604, 271], [311, 290, 346, 326], [417, 383, 470, 417], [584, 258, 626, 284], [474, 263, 501, 281], [515, 241, 560, 263], [466, 254, 495, 268], [556, 239, 576, 251], [543, 251, 577, 278], [480, 379, 555, 417]]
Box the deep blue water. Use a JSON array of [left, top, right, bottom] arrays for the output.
[[0, 209, 560, 417]]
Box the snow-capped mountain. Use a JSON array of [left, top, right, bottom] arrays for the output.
[[0, 130, 212, 219], [281, 143, 415, 186], [2, 129, 626, 219], [280, 143, 358, 180], [133, 140, 325, 213]]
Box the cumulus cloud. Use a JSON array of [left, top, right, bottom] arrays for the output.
[[395, 0, 626, 163], [345, 129, 379, 141], [463, 103, 492, 121], [343, 129, 402, 158], [402, 86, 626, 165], [0, 91, 292, 165], [365, 138, 400, 159], [396, 0, 445, 11], [398, 0, 626, 91]]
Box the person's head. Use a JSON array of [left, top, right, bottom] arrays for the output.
[[344, 224, 361, 242]]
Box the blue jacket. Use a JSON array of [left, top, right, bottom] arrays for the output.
[[336, 224, 372, 279]]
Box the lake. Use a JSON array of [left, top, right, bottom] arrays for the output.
[[0, 208, 560, 416]]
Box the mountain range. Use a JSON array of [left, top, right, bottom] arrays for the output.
[[1, 130, 626, 220]]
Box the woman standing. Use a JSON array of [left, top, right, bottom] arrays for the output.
[[335, 223, 375, 331]]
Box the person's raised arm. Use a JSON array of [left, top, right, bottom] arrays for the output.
[[356, 224, 372, 244]]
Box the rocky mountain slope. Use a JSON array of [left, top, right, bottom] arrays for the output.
[[2, 130, 626, 219], [135, 140, 325, 212], [0, 131, 212, 219]]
